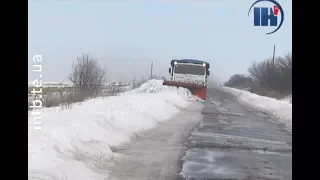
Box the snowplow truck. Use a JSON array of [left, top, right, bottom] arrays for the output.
[[163, 59, 210, 100]]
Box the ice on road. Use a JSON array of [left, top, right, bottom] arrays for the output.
[[180, 88, 292, 180]]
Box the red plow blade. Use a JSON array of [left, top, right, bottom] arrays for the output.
[[163, 80, 207, 100]]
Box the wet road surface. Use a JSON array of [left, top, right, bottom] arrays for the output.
[[180, 88, 292, 180]]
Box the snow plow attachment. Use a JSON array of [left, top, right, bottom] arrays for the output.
[[163, 80, 207, 100]]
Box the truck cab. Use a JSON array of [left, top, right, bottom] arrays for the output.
[[168, 59, 210, 86]]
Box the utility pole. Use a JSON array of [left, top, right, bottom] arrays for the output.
[[150, 62, 153, 79], [272, 45, 276, 66]]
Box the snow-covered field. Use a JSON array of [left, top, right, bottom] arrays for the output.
[[28, 81, 73, 88], [221, 86, 292, 131], [28, 80, 198, 180], [28, 81, 131, 88]]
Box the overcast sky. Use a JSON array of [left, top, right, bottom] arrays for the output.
[[28, 0, 292, 84]]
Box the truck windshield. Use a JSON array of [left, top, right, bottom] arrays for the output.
[[174, 64, 205, 75]]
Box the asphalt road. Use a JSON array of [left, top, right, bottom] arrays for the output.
[[180, 88, 292, 180]]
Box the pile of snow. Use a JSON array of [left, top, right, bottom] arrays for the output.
[[221, 86, 292, 130], [28, 79, 198, 180], [125, 79, 200, 100]]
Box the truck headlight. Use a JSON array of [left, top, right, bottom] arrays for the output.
[[202, 63, 206, 67]]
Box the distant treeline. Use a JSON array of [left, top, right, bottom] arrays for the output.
[[224, 53, 292, 98]]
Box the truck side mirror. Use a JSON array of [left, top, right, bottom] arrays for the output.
[[169, 68, 171, 73], [207, 71, 210, 76]]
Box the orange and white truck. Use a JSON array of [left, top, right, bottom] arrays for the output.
[[163, 59, 210, 100]]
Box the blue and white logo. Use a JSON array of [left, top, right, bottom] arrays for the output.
[[248, 0, 284, 35]]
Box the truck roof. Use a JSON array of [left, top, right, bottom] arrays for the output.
[[170, 59, 210, 69]]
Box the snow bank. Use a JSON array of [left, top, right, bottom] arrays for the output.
[[221, 86, 292, 130], [28, 80, 197, 180], [125, 79, 197, 99]]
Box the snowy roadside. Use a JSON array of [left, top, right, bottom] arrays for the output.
[[221, 86, 292, 131], [28, 80, 199, 180], [107, 102, 203, 180]]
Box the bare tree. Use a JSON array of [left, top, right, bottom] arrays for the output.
[[248, 52, 292, 95], [69, 53, 107, 98]]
